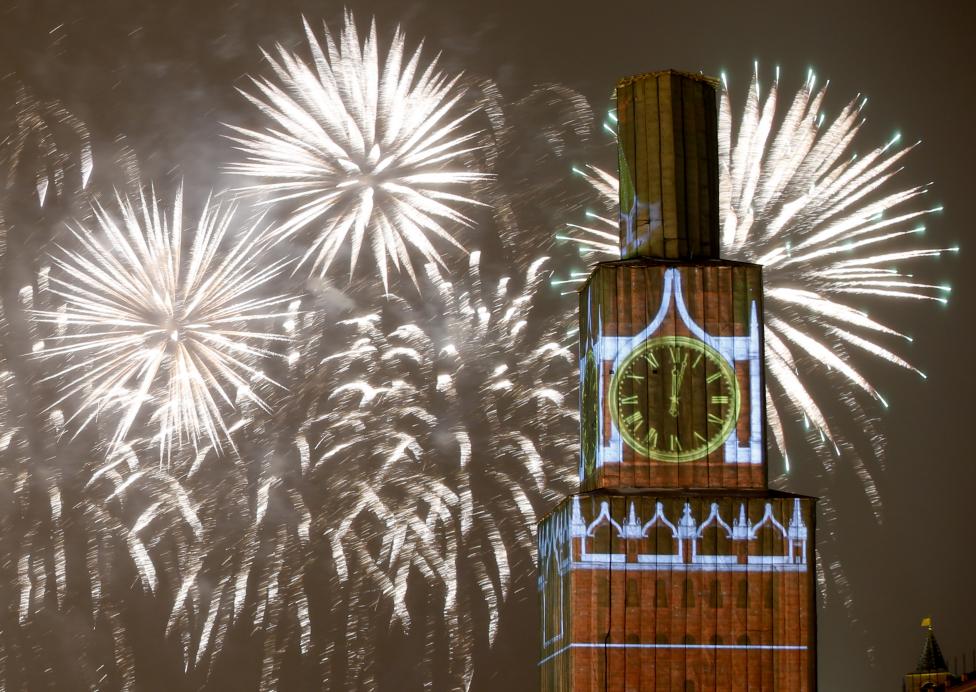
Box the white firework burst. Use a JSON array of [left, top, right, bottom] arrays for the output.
[[227, 11, 488, 289], [49, 252, 577, 690], [0, 74, 593, 691], [297, 253, 577, 688], [561, 66, 956, 471], [33, 185, 294, 459]]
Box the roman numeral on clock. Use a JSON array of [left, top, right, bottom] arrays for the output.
[[623, 410, 644, 430]]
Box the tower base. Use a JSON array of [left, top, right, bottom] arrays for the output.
[[538, 490, 817, 691]]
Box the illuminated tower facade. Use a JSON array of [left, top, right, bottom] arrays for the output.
[[538, 71, 817, 690]]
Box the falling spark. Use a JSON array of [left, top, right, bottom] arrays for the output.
[[277, 253, 572, 687], [301, 253, 576, 685], [227, 11, 488, 289], [33, 184, 294, 459], [17, 251, 576, 690], [0, 70, 598, 691], [2, 83, 93, 204]]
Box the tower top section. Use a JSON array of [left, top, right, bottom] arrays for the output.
[[616, 70, 721, 261]]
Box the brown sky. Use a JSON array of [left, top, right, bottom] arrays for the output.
[[0, 1, 973, 689]]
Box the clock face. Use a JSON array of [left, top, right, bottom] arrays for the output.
[[608, 335, 740, 463], [581, 349, 599, 474]]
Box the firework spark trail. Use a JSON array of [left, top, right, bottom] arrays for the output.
[[561, 66, 956, 488], [61, 249, 576, 690], [0, 343, 142, 691], [206, 250, 576, 688], [295, 251, 577, 687], [227, 11, 488, 289], [0, 68, 592, 688], [1, 83, 93, 206], [0, 84, 302, 691], [32, 184, 295, 460], [0, 91, 143, 691], [173, 82, 591, 688], [0, 41, 587, 690]]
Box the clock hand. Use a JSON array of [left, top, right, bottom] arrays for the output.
[[676, 353, 690, 388], [668, 365, 680, 417], [668, 354, 690, 417]]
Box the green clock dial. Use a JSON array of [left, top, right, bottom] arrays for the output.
[[581, 349, 599, 474], [608, 335, 740, 463]]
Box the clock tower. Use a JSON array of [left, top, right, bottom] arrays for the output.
[[538, 71, 817, 690]]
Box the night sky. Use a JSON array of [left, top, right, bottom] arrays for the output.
[[0, 1, 972, 689]]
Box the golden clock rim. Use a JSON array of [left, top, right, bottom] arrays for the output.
[[607, 335, 741, 463]]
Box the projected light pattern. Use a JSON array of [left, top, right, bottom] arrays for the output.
[[33, 185, 293, 459], [538, 495, 814, 688], [562, 67, 955, 474], [228, 11, 488, 289], [580, 266, 763, 481]]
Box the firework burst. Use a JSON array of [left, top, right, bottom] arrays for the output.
[[0, 72, 594, 691], [33, 185, 294, 459], [561, 66, 956, 478], [292, 252, 576, 687], [39, 251, 577, 690], [227, 11, 488, 289], [248, 253, 573, 688]]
